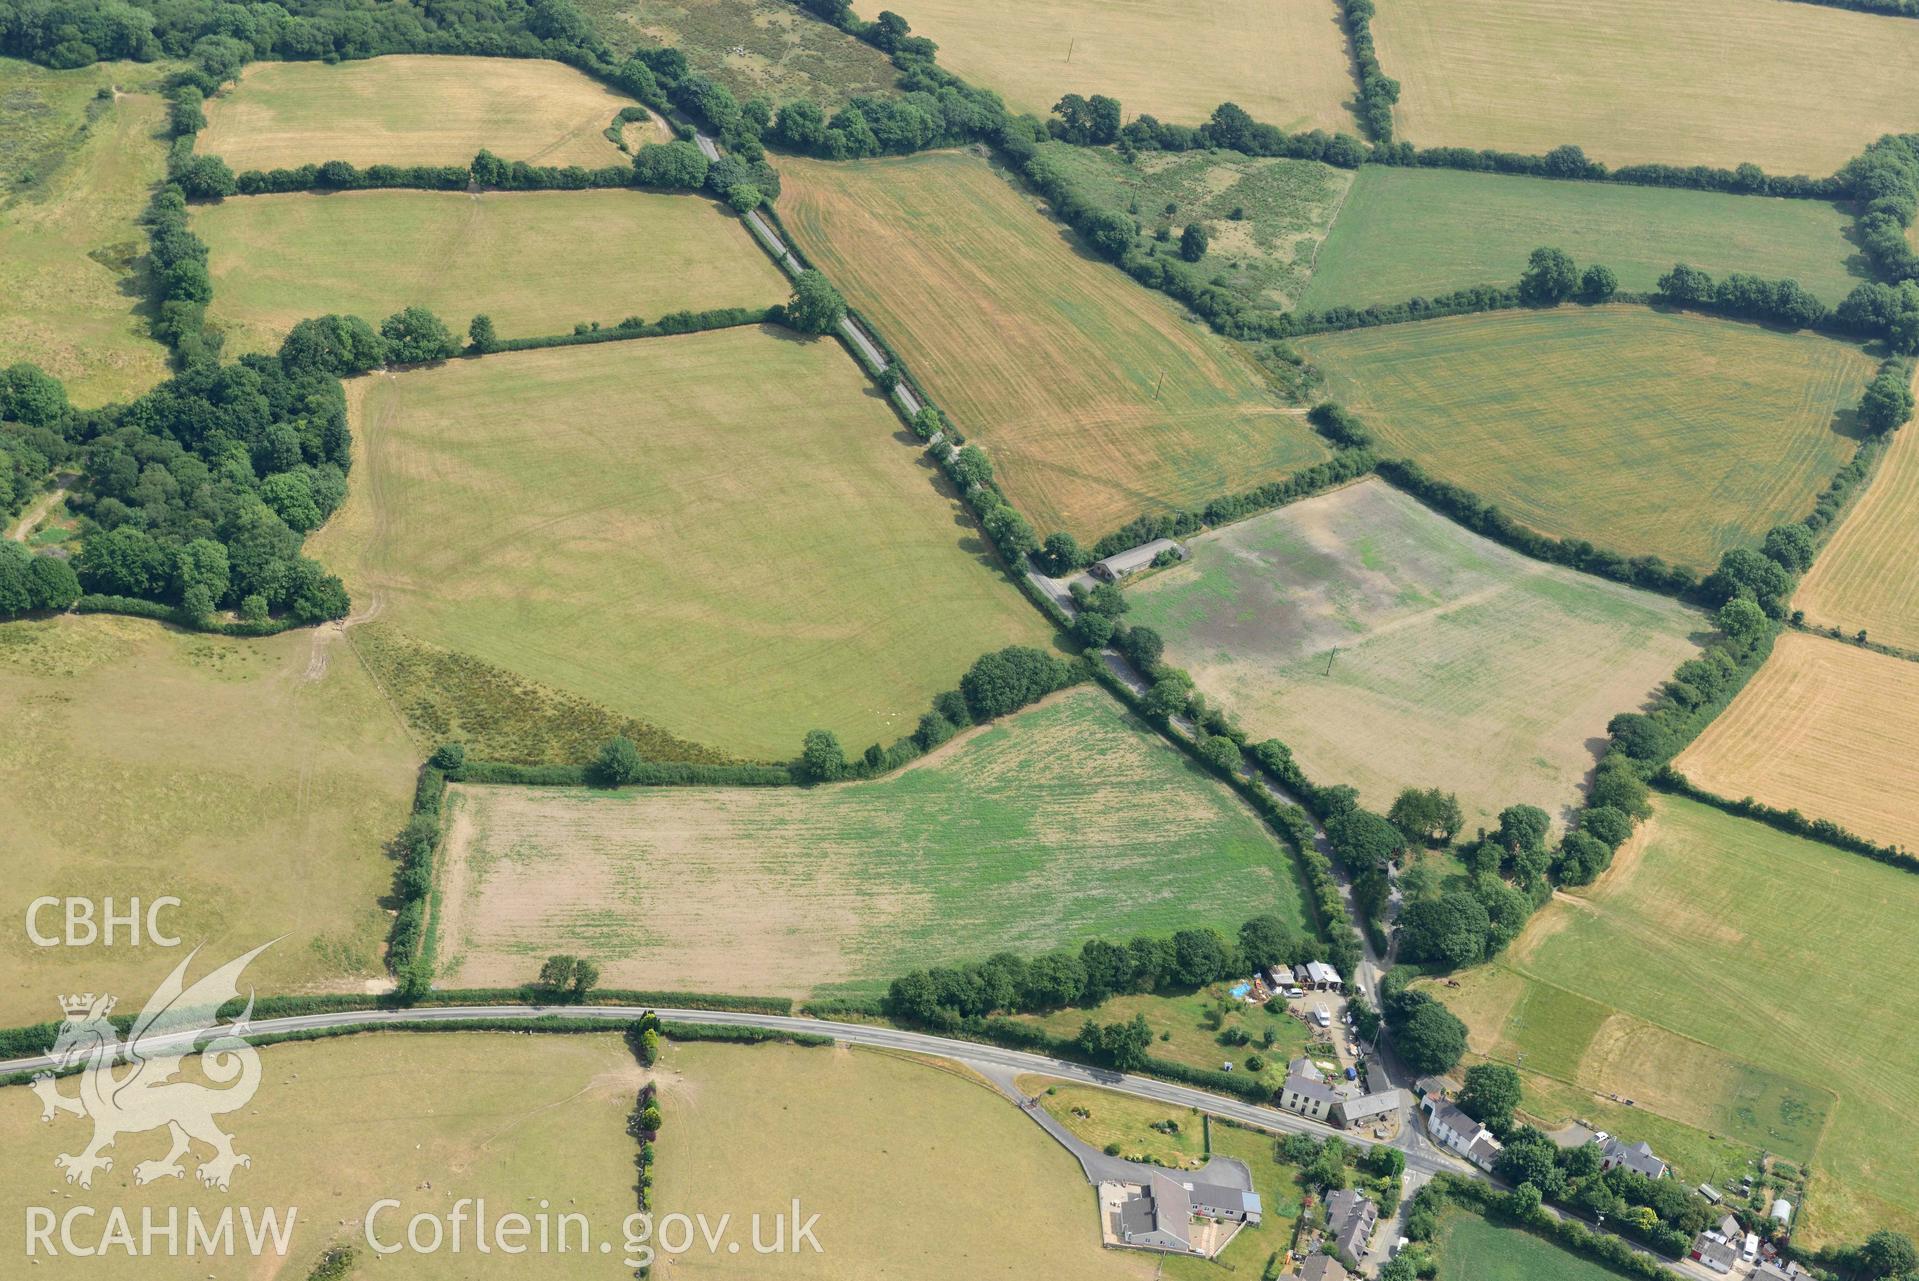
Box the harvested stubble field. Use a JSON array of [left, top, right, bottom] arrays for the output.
[[1369, 0, 1919, 174], [196, 189, 786, 355], [432, 689, 1311, 998], [576, 0, 901, 110], [198, 55, 633, 170], [0, 615, 415, 1032], [654, 1042, 1153, 1279], [0, 61, 171, 406], [1125, 478, 1702, 828], [1490, 795, 1919, 1243], [1435, 1212, 1625, 1281], [1672, 631, 1919, 850], [0, 1033, 642, 1279], [1794, 392, 1919, 652], [849, 0, 1358, 131], [1300, 307, 1877, 569], [1301, 167, 1864, 311], [777, 151, 1329, 542], [307, 327, 1047, 762], [1033, 142, 1353, 311]]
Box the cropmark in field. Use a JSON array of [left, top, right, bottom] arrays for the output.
[[1300, 307, 1877, 570], [777, 150, 1329, 544], [1124, 478, 1703, 828], [431, 688, 1312, 999]]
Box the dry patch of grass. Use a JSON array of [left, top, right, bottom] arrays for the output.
[[197, 189, 786, 354], [1370, 0, 1919, 174], [1795, 381, 1919, 652], [0, 1033, 641, 1280], [1672, 631, 1919, 851], [849, 0, 1359, 130], [1125, 478, 1703, 828], [0, 63, 171, 406], [1300, 307, 1877, 570], [653, 1041, 1153, 1279], [777, 150, 1328, 543], [306, 328, 1048, 761], [199, 55, 633, 170], [0, 615, 417, 1029], [432, 688, 1309, 998]]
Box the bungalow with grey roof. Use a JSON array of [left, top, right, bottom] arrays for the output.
[[1598, 1136, 1669, 1180]]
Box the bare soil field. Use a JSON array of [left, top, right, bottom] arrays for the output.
[[0, 1033, 642, 1279], [199, 56, 633, 170], [0, 615, 416, 1029], [1370, 0, 1919, 174], [777, 151, 1328, 543], [197, 189, 786, 354], [431, 688, 1309, 998], [1672, 631, 1919, 850], [848, 0, 1359, 130], [1125, 478, 1703, 828], [1794, 392, 1919, 653]]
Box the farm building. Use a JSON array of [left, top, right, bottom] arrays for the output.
[[1598, 1136, 1670, 1179], [1299, 1255, 1350, 1281], [1334, 1089, 1401, 1130], [1422, 1097, 1503, 1170], [1280, 1058, 1340, 1121], [1089, 538, 1185, 583], [1325, 1188, 1379, 1268]]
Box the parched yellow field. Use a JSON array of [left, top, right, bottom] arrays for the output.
[[1673, 632, 1919, 851], [196, 189, 786, 354], [199, 55, 633, 169], [1370, 0, 1919, 173], [0, 67, 171, 406], [777, 151, 1328, 543], [0, 615, 417, 1030], [308, 329, 1049, 761], [1795, 401, 1919, 652], [0, 1033, 642, 1279], [654, 1041, 1151, 1279], [849, 0, 1358, 130], [1300, 307, 1877, 570]]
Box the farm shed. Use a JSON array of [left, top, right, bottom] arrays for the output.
[[1089, 538, 1185, 583]]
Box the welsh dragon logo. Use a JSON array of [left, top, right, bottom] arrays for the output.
[[29, 941, 274, 1192]]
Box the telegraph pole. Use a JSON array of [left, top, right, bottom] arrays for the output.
[[1325, 646, 1339, 676]]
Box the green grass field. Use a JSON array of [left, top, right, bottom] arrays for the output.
[[1033, 142, 1353, 312], [0, 61, 171, 406], [306, 327, 1048, 762], [1496, 795, 1919, 1243], [1125, 478, 1702, 828], [1371, 0, 1919, 174], [0, 615, 417, 1033], [1435, 1212, 1624, 1281], [198, 55, 633, 170], [432, 688, 1312, 998], [1300, 307, 1878, 569], [576, 0, 901, 110], [1018, 987, 1315, 1091], [196, 189, 788, 354], [0, 1033, 641, 1279], [657, 1042, 1154, 1279], [778, 151, 1328, 543], [1301, 167, 1865, 311]]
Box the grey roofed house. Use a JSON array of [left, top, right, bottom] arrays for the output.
[[1600, 1136, 1669, 1180], [1334, 1089, 1401, 1128], [1088, 538, 1183, 582], [1117, 1172, 1195, 1253], [1300, 1252, 1352, 1281], [1692, 1234, 1740, 1273], [1185, 1180, 1262, 1224], [1717, 1214, 1742, 1240], [1465, 1132, 1503, 1170], [1281, 1069, 1341, 1118], [1325, 1188, 1378, 1267], [1290, 1055, 1326, 1082]]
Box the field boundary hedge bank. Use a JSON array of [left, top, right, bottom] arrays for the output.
[[1653, 770, 1919, 873]]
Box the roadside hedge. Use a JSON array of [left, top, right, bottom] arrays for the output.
[[659, 1022, 832, 1047]]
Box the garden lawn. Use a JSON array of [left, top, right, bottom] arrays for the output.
[[1301, 167, 1864, 310], [1370, 0, 1919, 174], [1125, 478, 1702, 828], [0, 61, 171, 406], [431, 688, 1312, 999], [307, 327, 1048, 762], [1794, 382, 1919, 652], [848, 0, 1358, 131], [777, 151, 1328, 544], [196, 189, 787, 354], [1499, 794, 1919, 1243], [0, 615, 417, 1035], [1014, 988, 1313, 1093], [1300, 307, 1877, 569], [1435, 1211, 1624, 1281], [0, 1033, 641, 1280], [198, 56, 633, 169], [655, 1041, 1156, 1279]]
